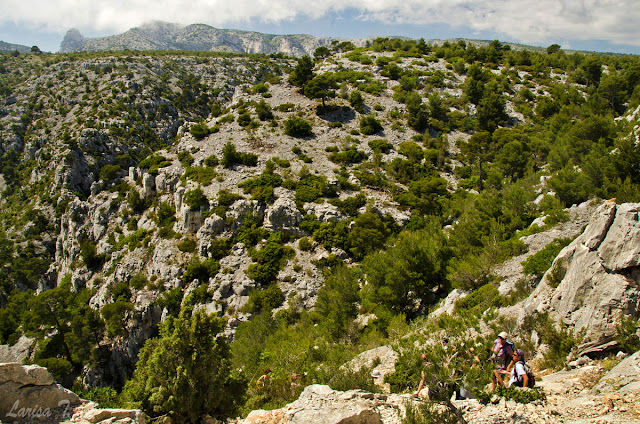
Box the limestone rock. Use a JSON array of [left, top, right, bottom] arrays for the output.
[[342, 346, 398, 393], [79, 407, 147, 423], [581, 201, 616, 250], [241, 385, 406, 424], [264, 196, 302, 235], [0, 363, 81, 418], [592, 351, 640, 394], [0, 336, 35, 363], [522, 202, 640, 345], [303, 203, 346, 223], [598, 203, 640, 271], [432, 289, 467, 317]]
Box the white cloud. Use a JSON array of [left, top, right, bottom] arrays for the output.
[[2, 0, 638, 46]]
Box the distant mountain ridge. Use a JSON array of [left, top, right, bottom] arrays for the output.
[[0, 41, 31, 54], [59, 21, 368, 56]]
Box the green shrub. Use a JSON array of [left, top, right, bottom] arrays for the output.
[[177, 151, 195, 167], [277, 103, 295, 112], [256, 100, 274, 121], [182, 166, 217, 186], [243, 284, 285, 313], [298, 237, 312, 251], [284, 116, 312, 138], [359, 115, 383, 135], [190, 123, 211, 140], [182, 258, 220, 284], [454, 283, 502, 314], [178, 237, 197, 253], [253, 83, 268, 94], [368, 139, 393, 153], [218, 189, 243, 207], [130, 273, 147, 290], [247, 234, 295, 286], [127, 189, 149, 213], [495, 386, 546, 404], [349, 90, 366, 113], [522, 237, 573, 280], [183, 188, 208, 211], [99, 164, 121, 182], [523, 312, 577, 369], [101, 300, 134, 338], [121, 310, 244, 422], [616, 315, 640, 353], [138, 155, 171, 174], [402, 401, 458, 424], [80, 239, 106, 270], [204, 155, 219, 167], [221, 142, 258, 168], [33, 357, 73, 382], [156, 201, 176, 227], [75, 386, 120, 409]]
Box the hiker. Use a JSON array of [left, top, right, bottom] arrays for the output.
[[458, 346, 481, 399], [489, 331, 514, 390], [507, 349, 532, 388], [442, 338, 449, 351], [414, 353, 430, 397], [256, 369, 272, 388], [414, 348, 459, 400]]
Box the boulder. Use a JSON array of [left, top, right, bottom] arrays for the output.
[[264, 196, 302, 235], [0, 363, 81, 419], [80, 407, 148, 423], [242, 385, 406, 424], [303, 203, 346, 223], [342, 346, 398, 393], [592, 351, 640, 394]]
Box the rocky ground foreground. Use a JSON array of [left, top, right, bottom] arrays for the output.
[[242, 351, 640, 424], [1, 352, 639, 424]]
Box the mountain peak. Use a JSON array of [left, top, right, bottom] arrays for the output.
[[60, 28, 85, 53]]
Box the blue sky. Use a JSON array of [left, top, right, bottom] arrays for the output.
[[1, 1, 639, 55]]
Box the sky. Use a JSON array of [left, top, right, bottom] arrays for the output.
[[0, 0, 639, 55]]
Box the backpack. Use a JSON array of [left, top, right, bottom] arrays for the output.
[[518, 361, 536, 388], [504, 339, 515, 356]]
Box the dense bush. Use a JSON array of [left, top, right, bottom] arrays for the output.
[[283, 116, 313, 138], [359, 115, 383, 135], [122, 310, 244, 422], [522, 237, 573, 279], [221, 142, 259, 168], [189, 122, 211, 140], [183, 187, 208, 211]]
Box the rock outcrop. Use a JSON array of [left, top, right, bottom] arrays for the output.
[[0, 362, 81, 419], [58, 22, 363, 56], [243, 384, 406, 424], [0, 362, 147, 424], [522, 201, 640, 349]]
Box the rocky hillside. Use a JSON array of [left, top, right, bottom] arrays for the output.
[[59, 21, 366, 56], [1, 39, 639, 422], [0, 40, 31, 54]]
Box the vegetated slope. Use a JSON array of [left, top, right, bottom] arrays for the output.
[[0, 38, 639, 421]]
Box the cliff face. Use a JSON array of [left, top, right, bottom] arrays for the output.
[[58, 21, 364, 56], [523, 201, 640, 351]]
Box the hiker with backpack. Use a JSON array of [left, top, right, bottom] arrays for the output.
[[507, 349, 535, 388], [489, 331, 515, 390]]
